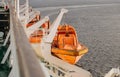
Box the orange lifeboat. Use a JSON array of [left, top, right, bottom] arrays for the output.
[[26, 14, 50, 43], [28, 21, 50, 43], [51, 25, 88, 64]]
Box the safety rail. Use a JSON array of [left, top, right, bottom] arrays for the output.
[[7, 2, 48, 77]]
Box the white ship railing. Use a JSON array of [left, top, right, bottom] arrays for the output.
[[0, 0, 49, 77]]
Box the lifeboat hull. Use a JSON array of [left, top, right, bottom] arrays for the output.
[[51, 44, 88, 64], [53, 54, 83, 64]]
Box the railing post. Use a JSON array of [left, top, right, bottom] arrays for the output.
[[16, 0, 19, 18], [14, 0, 19, 18], [26, 0, 29, 23]]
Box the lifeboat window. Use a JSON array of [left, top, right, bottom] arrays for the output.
[[65, 32, 69, 37]]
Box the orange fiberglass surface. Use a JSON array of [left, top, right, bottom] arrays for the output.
[[29, 21, 49, 43], [51, 25, 88, 64]]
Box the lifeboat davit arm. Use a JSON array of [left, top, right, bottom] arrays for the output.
[[26, 16, 49, 37], [43, 8, 68, 43]]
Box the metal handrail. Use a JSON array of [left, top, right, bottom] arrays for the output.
[[9, 3, 47, 77]]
